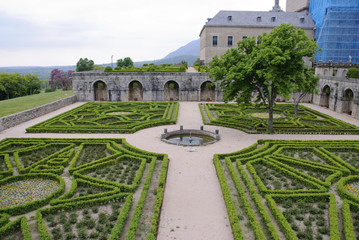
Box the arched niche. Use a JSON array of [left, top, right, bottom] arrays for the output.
[[200, 81, 215, 101], [94, 81, 107, 101], [129, 80, 143, 101], [164, 81, 179, 101], [342, 88, 354, 115], [320, 85, 330, 108]]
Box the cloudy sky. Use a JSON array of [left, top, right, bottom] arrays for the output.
[[0, 0, 286, 67]]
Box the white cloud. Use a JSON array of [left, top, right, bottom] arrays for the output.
[[0, 0, 286, 66]]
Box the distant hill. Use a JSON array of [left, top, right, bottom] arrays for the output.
[[164, 39, 200, 59], [0, 39, 200, 79]]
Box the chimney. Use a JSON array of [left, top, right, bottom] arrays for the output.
[[271, 0, 283, 12]]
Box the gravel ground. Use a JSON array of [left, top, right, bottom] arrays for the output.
[[1, 102, 359, 240]]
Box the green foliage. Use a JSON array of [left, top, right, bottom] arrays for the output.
[[0, 73, 41, 100], [113, 64, 185, 72], [0, 137, 168, 239], [76, 58, 94, 72], [200, 103, 359, 134], [214, 139, 359, 240], [209, 24, 318, 133], [117, 57, 134, 68], [347, 67, 359, 78], [104, 66, 113, 72], [26, 102, 179, 133]]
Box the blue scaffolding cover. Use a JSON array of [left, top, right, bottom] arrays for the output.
[[309, 0, 359, 63]]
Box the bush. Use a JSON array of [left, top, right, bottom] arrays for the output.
[[45, 87, 56, 93], [347, 68, 359, 78], [104, 66, 113, 72]]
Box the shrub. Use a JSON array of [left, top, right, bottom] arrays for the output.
[[45, 87, 56, 93], [347, 68, 359, 78]]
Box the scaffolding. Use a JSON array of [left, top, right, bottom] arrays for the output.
[[309, 0, 359, 63]]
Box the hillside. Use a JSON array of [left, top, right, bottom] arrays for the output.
[[0, 39, 200, 79]]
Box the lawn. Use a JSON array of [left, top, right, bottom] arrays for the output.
[[0, 138, 167, 240], [0, 90, 73, 118]]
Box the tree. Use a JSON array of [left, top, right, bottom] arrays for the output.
[[292, 68, 319, 115], [209, 24, 318, 134], [24, 74, 41, 95], [117, 57, 133, 68], [347, 68, 359, 79], [50, 69, 74, 90], [76, 58, 94, 72]]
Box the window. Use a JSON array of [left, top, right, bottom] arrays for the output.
[[228, 36, 233, 46], [213, 36, 218, 46], [242, 36, 247, 40], [300, 17, 305, 23], [257, 16, 261, 22], [227, 16, 232, 21], [271, 17, 276, 22]]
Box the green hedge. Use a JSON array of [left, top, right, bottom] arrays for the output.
[[26, 102, 179, 133]]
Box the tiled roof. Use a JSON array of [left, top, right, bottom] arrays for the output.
[[204, 10, 315, 29]]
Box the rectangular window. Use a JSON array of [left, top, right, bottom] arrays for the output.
[[242, 36, 247, 40], [227, 16, 232, 21], [257, 16, 261, 22], [300, 17, 305, 23], [213, 36, 218, 46], [228, 36, 233, 46], [271, 17, 276, 22]]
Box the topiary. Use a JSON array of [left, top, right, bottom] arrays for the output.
[[104, 66, 113, 72]]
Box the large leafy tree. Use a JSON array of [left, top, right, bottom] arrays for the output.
[[117, 57, 134, 68], [0, 73, 40, 100], [76, 58, 94, 72], [209, 24, 318, 134]]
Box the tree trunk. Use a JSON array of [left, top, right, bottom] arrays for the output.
[[294, 103, 298, 116], [268, 99, 274, 134]]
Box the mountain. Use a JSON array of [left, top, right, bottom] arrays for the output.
[[0, 39, 201, 79], [163, 39, 200, 59]]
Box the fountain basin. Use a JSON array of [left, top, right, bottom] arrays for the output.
[[161, 129, 220, 146]]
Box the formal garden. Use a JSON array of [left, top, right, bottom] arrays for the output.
[[215, 139, 359, 240], [200, 103, 359, 134], [26, 102, 179, 133], [0, 138, 167, 240]]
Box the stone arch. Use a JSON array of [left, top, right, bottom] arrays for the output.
[[129, 80, 143, 101], [200, 81, 215, 101], [320, 85, 331, 108], [164, 81, 179, 101], [323, 69, 329, 76], [342, 88, 354, 115], [94, 80, 107, 101]]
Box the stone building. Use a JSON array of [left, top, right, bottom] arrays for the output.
[[72, 71, 222, 102], [312, 63, 359, 118], [286, 0, 310, 12], [199, 0, 315, 65]]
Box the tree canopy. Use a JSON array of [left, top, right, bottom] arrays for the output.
[[0, 73, 40, 100], [76, 58, 94, 72], [209, 24, 318, 133], [50, 69, 74, 90], [117, 57, 134, 68]]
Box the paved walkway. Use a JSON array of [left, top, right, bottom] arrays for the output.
[[1, 102, 359, 240]]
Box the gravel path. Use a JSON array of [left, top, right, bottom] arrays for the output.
[[1, 102, 359, 240]]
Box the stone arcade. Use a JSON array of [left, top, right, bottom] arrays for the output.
[[72, 71, 222, 102]]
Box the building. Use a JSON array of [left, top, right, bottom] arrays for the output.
[[286, 0, 309, 13], [309, 0, 359, 64], [199, 0, 315, 65]]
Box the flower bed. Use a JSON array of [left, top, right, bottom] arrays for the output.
[[26, 102, 179, 133], [0, 138, 168, 239], [215, 140, 359, 239], [200, 103, 359, 134]]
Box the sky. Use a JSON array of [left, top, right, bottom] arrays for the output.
[[0, 0, 286, 67]]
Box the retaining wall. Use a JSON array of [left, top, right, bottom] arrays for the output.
[[0, 95, 77, 131]]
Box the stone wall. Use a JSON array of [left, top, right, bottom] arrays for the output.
[[72, 72, 223, 102], [0, 95, 77, 131]]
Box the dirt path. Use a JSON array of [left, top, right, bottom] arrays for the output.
[[1, 102, 359, 240]]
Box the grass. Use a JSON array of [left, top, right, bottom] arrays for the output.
[[0, 90, 73, 117]]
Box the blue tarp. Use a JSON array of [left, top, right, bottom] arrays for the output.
[[309, 0, 359, 63]]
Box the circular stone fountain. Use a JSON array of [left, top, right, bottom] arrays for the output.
[[161, 126, 220, 146]]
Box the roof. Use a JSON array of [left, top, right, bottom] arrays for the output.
[[200, 10, 315, 35]]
